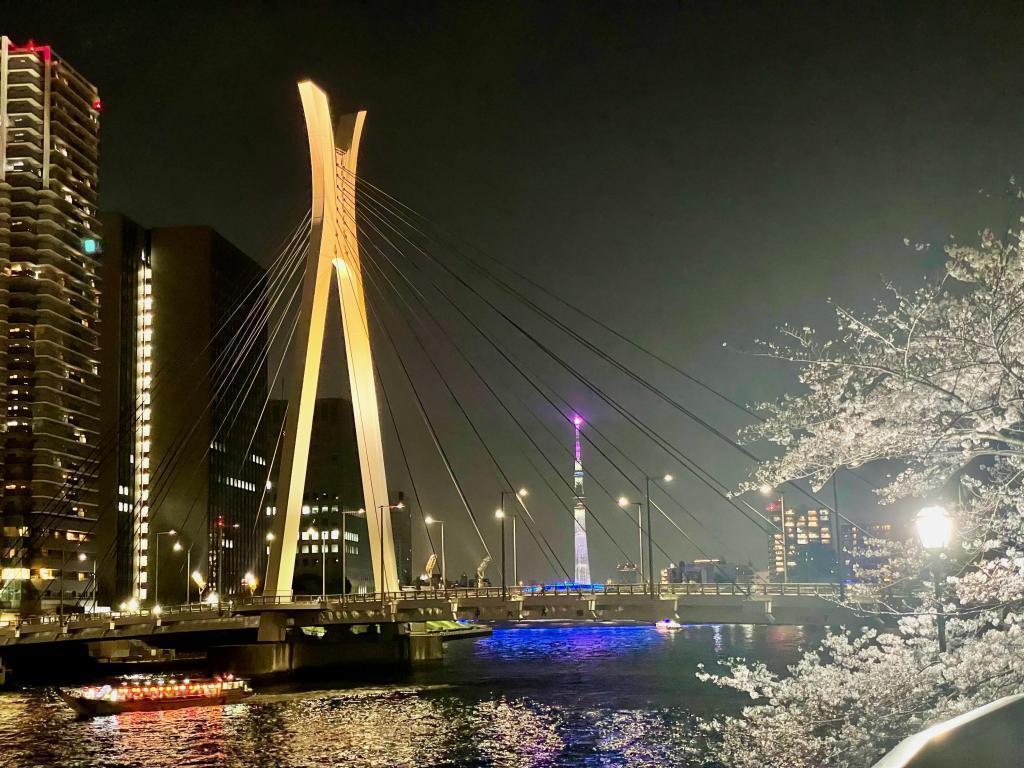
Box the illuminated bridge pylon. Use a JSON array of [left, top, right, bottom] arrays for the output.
[[264, 80, 398, 596]]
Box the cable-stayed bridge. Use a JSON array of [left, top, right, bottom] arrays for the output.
[[0, 79, 879, 679]]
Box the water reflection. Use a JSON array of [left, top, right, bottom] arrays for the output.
[[0, 624, 813, 767]]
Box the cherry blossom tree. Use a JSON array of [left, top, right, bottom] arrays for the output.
[[698, 223, 1024, 767]]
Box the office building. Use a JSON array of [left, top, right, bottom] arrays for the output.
[[768, 502, 838, 582], [265, 397, 374, 594], [0, 38, 101, 613], [98, 214, 266, 606]]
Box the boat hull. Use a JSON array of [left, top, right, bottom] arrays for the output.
[[59, 688, 252, 717]]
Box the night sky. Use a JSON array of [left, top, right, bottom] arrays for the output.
[[7, 2, 1024, 579]]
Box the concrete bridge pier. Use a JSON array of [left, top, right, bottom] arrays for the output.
[[207, 621, 443, 680]]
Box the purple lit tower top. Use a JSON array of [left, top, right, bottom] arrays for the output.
[[572, 415, 591, 584]]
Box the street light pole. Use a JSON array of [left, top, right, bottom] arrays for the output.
[[618, 497, 644, 586], [378, 502, 405, 599], [916, 505, 954, 653], [185, 543, 193, 605], [643, 474, 673, 598], [496, 504, 507, 599], [152, 529, 176, 607], [263, 533, 274, 598], [645, 476, 653, 597], [501, 489, 527, 587]]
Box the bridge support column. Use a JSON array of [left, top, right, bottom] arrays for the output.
[[264, 80, 398, 597], [257, 611, 288, 643], [208, 621, 436, 679]]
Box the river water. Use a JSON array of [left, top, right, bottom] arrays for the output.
[[0, 623, 813, 767]]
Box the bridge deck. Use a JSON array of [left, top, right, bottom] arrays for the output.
[[0, 583, 887, 651]]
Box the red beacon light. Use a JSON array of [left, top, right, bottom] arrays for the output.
[[91, 98, 102, 112]]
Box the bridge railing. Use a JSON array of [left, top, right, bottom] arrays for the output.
[[1, 582, 854, 632]]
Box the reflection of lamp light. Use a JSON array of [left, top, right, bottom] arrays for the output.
[[173, 541, 183, 552], [205, 591, 219, 605], [916, 506, 954, 551]]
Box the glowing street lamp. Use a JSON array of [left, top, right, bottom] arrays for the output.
[[171, 538, 194, 605], [916, 506, 954, 551], [152, 529, 177, 607], [916, 505, 955, 652], [501, 488, 529, 587], [264, 532, 275, 594], [645, 474, 673, 597], [495, 506, 507, 599], [619, 496, 644, 585], [378, 502, 404, 597]]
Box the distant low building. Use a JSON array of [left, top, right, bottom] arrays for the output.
[[663, 558, 752, 584], [841, 521, 898, 582]]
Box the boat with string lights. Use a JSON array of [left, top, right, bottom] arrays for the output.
[[58, 674, 252, 717]]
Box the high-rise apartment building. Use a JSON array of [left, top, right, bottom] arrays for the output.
[[98, 214, 266, 607], [768, 502, 837, 582], [0, 38, 102, 613]]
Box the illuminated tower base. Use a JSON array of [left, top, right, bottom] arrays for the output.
[[572, 416, 591, 584]]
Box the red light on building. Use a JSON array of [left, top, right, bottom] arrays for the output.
[[91, 98, 102, 112], [11, 40, 52, 62]]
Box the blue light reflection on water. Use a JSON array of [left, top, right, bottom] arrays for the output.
[[0, 623, 814, 768]]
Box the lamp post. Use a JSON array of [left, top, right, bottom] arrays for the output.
[[263, 532, 274, 597], [172, 539, 191, 606], [378, 502, 404, 598], [425, 516, 445, 588], [618, 497, 644, 586], [495, 506, 507, 599], [644, 475, 673, 598], [500, 488, 527, 586], [916, 505, 954, 653], [77, 552, 95, 612], [152, 529, 176, 607], [342, 509, 364, 596]]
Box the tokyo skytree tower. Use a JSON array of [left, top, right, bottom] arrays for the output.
[[572, 415, 591, 584]]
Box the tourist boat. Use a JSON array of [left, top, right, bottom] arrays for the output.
[[58, 674, 252, 717], [655, 618, 682, 631]]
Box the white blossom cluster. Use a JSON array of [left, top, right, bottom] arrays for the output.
[[699, 226, 1024, 767]]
